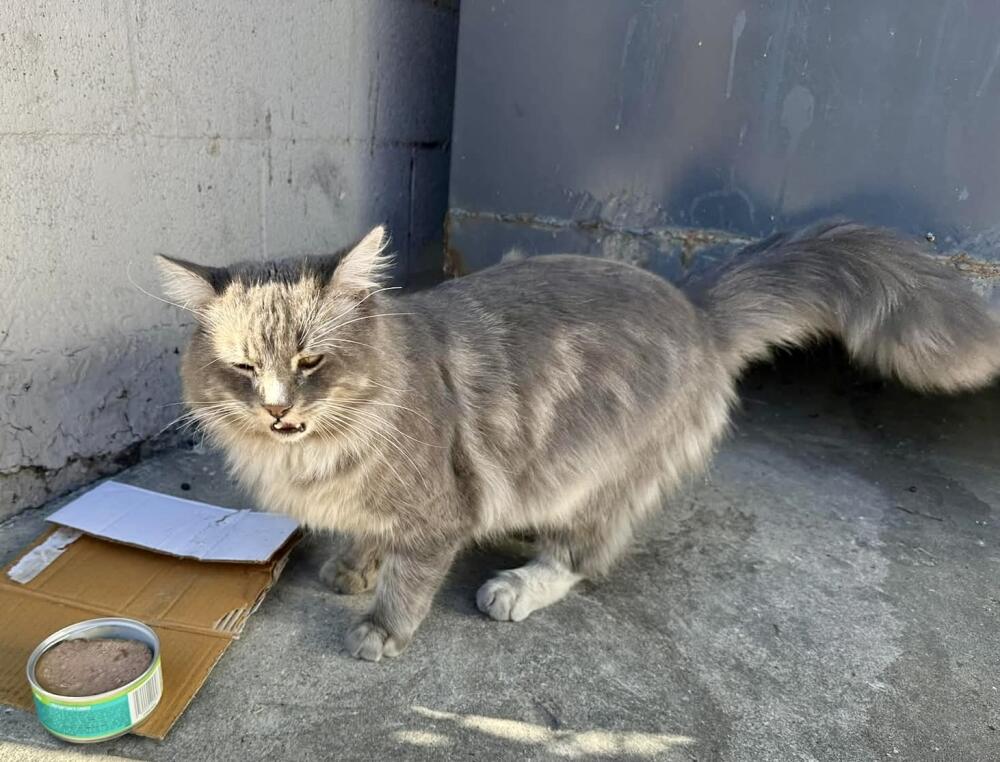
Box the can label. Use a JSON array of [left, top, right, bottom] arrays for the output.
[[32, 660, 162, 741]]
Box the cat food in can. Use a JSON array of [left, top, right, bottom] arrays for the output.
[[26, 618, 163, 743]]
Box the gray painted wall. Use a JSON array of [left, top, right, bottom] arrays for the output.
[[0, 0, 459, 518], [447, 0, 1000, 293]]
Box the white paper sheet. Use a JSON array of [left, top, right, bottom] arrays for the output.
[[45, 481, 299, 563]]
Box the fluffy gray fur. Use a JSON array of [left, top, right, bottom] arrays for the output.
[[157, 221, 1000, 661]]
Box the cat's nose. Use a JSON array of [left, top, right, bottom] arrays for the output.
[[262, 403, 291, 420]]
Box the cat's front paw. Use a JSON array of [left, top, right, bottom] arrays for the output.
[[320, 556, 378, 595], [345, 618, 408, 662]]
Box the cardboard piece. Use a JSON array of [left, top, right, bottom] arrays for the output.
[[0, 483, 300, 740], [47, 481, 299, 563]]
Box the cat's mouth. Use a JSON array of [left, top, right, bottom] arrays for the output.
[[271, 421, 307, 436]]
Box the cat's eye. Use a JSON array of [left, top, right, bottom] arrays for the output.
[[297, 354, 324, 371], [232, 363, 256, 374]]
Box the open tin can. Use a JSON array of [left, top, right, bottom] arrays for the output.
[[26, 618, 163, 743]]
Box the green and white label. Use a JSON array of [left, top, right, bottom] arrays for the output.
[[34, 693, 133, 740], [33, 661, 162, 741]]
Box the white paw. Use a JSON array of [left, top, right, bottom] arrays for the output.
[[477, 560, 583, 622], [476, 576, 531, 622], [344, 619, 407, 662], [476, 573, 535, 622]]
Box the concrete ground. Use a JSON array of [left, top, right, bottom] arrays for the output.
[[2, 349, 998, 761]]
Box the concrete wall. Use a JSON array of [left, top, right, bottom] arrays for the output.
[[447, 0, 1000, 301], [0, 0, 459, 518]]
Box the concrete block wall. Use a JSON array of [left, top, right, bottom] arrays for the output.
[[0, 0, 459, 518]]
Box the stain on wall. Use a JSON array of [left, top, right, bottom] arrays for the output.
[[447, 0, 1000, 291]]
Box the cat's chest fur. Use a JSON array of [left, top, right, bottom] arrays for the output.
[[223, 437, 388, 535]]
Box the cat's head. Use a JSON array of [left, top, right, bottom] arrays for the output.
[[157, 226, 395, 445]]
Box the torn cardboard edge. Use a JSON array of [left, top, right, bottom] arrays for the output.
[[0, 482, 302, 740]]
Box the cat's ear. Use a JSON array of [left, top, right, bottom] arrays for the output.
[[155, 255, 222, 310], [330, 225, 393, 295]]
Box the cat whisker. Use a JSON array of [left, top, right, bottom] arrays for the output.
[[324, 405, 431, 491], [193, 412, 251, 438], [313, 409, 411, 489], [159, 400, 234, 408], [306, 293, 398, 341], [159, 402, 245, 437], [308, 311, 416, 342], [318, 406, 418, 476], [126, 261, 205, 318], [311, 337, 380, 353], [326, 403, 444, 449], [153, 413, 199, 439], [308, 285, 402, 337], [234, 416, 259, 436], [198, 357, 224, 371], [157, 410, 205, 436], [316, 397, 435, 426], [366, 379, 413, 394]]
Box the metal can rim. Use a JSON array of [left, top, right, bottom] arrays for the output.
[[26, 617, 161, 704]]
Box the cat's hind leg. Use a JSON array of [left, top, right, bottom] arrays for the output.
[[476, 554, 582, 622], [320, 533, 381, 594], [477, 472, 666, 622]]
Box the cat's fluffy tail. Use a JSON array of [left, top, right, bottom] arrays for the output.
[[686, 221, 1000, 392]]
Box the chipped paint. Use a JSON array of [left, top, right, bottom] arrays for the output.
[[444, 207, 752, 279], [444, 206, 1000, 316]]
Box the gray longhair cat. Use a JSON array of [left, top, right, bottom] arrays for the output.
[[157, 221, 1000, 661]]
